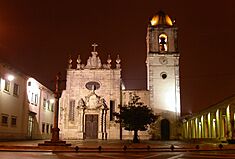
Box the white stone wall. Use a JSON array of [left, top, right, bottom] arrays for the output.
[[146, 23, 181, 139], [148, 55, 180, 114], [26, 78, 55, 139], [60, 68, 121, 139], [121, 90, 151, 140], [38, 88, 54, 139], [122, 90, 149, 106]]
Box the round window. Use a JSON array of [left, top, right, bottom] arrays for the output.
[[160, 72, 167, 79], [85, 81, 100, 90]]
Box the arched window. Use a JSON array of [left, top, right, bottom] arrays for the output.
[[159, 34, 168, 52]]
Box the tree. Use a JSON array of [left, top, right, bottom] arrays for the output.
[[114, 94, 157, 143]]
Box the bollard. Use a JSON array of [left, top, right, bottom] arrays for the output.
[[123, 145, 127, 151], [170, 145, 174, 151], [147, 145, 151, 151], [195, 145, 200, 150], [75, 146, 79, 152], [98, 146, 102, 152], [219, 144, 223, 150]]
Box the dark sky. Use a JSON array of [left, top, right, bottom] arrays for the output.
[[0, 1, 234, 115]]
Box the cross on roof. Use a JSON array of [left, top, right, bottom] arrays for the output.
[[92, 43, 98, 52]]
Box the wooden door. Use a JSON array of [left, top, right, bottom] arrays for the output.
[[161, 119, 170, 140], [85, 114, 98, 139]]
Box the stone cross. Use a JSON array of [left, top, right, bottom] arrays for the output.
[[92, 43, 98, 52]]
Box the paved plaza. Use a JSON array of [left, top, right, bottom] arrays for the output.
[[0, 139, 234, 151], [0, 140, 235, 159], [1, 151, 235, 159]]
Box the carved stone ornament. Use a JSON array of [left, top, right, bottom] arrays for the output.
[[116, 54, 121, 69], [100, 98, 108, 110], [77, 98, 86, 109], [68, 55, 73, 69], [77, 55, 84, 69], [85, 91, 102, 110]]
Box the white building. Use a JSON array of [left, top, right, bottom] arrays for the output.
[[146, 11, 181, 139], [59, 11, 181, 140], [27, 77, 55, 139], [59, 47, 121, 140], [0, 61, 55, 140], [0, 11, 182, 141]]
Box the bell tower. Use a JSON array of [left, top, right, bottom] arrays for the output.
[[146, 11, 180, 139]]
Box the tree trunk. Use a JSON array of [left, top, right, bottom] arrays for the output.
[[133, 130, 139, 143]]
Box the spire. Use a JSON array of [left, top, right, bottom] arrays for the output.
[[68, 55, 72, 69], [107, 55, 112, 69], [116, 54, 121, 69], [76, 55, 85, 69]]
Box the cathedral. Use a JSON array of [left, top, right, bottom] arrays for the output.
[[59, 11, 181, 140]]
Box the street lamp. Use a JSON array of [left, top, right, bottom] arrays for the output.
[[7, 74, 14, 81]]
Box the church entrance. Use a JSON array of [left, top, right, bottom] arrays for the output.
[[161, 119, 170, 140], [85, 114, 98, 139]]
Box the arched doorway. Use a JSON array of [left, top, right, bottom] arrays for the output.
[[161, 119, 170, 140]]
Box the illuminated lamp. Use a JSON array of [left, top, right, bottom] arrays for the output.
[[7, 74, 15, 81]]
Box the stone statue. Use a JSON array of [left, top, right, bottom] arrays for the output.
[[85, 43, 102, 69]]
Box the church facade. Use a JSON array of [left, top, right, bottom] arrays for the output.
[[59, 11, 181, 140], [59, 47, 122, 139]]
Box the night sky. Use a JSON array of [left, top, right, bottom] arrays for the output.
[[0, 1, 234, 115]]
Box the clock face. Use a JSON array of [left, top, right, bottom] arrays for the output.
[[159, 56, 168, 65]]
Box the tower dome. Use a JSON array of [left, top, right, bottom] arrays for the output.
[[150, 11, 173, 27]]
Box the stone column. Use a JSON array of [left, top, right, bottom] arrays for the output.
[[82, 109, 85, 139], [231, 106, 235, 139], [38, 73, 71, 146], [187, 121, 191, 139], [207, 113, 211, 138], [195, 118, 198, 139], [212, 112, 216, 138], [101, 109, 104, 140], [191, 120, 195, 138], [51, 73, 61, 142], [182, 122, 186, 138], [104, 108, 107, 140]]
